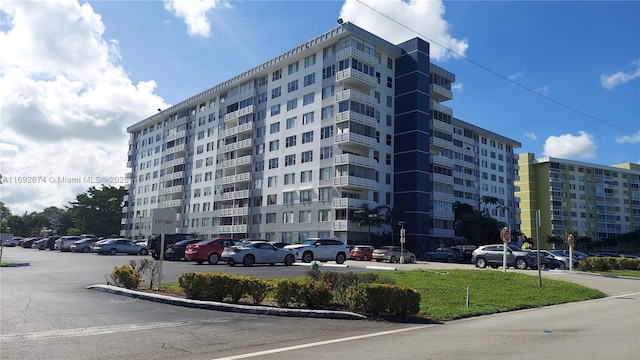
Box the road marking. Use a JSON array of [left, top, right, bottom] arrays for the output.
[[1, 319, 229, 342], [210, 325, 434, 360]]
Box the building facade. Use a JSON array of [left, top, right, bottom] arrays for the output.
[[516, 152, 640, 243], [121, 22, 521, 253]]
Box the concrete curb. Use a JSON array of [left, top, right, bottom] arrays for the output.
[[88, 284, 367, 320], [292, 262, 349, 268], [1, 262, 30, 267]]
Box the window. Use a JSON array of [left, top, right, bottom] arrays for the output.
[[318, 209, 331, 222], [286, 135, 297, 147], [255, 143, 264, 155], [270, 122, 280, 134], [270, 104, 281, 116], [386, 134, 392, 146], [258, 75, 268, 87], [266, 213, 276, 223], [319, 167, 331, 181], [320, 125, 334, 139], [321, 105, 333, 120], [303, 73, 315, 87], [302, 131, 314, 144], [318, 187, 331, 201], [302, 112, 314, 124], [285, 154, 296, 166], [301, 150, 313, 163], [287, 80, 298, 93], [303, 92, 315, 105], [268, 175, 278, 187], [304, 54, 316, 68], [252, 214, 262, 224], [272, 69, 282, 81], [268, 158, 279, 169], [283, 211, 294, 223], [269, 140, 279, 151], [286, 117, 296, 129], [271, 86, 281, 99], [286, 98, 298, 111], [284, 173, 295, 185], [283, 191, 295, 205], [322, 65, 335, 79], [386, 153, 391, 165], [288, 61, 299, 75], [298, 210, 311, 223], [387, 76, 392, 88], [301, 170, 312, 183], [300, 190, 312, 202], [256, 126, 266, 138], [387, 57, 393, 69], [320, 146, 333, 159]]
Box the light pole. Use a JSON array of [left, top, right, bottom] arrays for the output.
[[398, 221, 405, 264], [568, 233, 575, 271], [138, 215, 143, 241]]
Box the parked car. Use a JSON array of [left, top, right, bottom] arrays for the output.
[[593, 251, 622, 258], [450, 244, 478, 263], [349, 245, 374, 261], [20, 237, 42, 248], [372, 246, 416, 263], [92, 238, 149, 255], [471, 244, 537, 270], [222, 241, 296, 267], [268, 242, 291, 249], [526, 250, 566, 270], [423, 247, 465, 263], [3, 237, 23, 247], [546, 250, 580, 269], [163, 238, 201, 261], [148, 233, 196, 260], [185, 238, 240, 264], [44, 236, 60, 250], [283, 238, 350, 264], [55, 236, 81, 252], [31, 238, 49, 250], [70, 238, 99, 253], [551, 249, 589, 261]]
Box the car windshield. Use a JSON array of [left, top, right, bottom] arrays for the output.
[[302, 239, 319, 245]]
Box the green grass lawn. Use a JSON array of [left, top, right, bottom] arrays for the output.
[[594, 269, 640, 278], [372, 269, 606, 321], [157, 269, 607, 322]]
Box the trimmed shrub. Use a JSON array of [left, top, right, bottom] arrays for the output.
[[298, 279, 333, 309], [274, 278, 301, 307], [109, 265, 142, 289], [345, 283, 421, 316], [245, 278, 273, 304]]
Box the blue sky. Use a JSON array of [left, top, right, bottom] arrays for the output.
[[1, 0, 639, 214]]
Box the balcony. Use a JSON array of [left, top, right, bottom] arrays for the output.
[[334, 132, 376, 148], [125, 172, 132, 179], [223, 88, 256, 106], [160, 171, 184, 182], [223, 121, 254, 138], [331, 220, 360, 231], [126, 161, 132, 168], [432, 190, 454, 203], [429, 118, 453, 134], [432, 209, 454, 220], [336, 47, 378, 66], [431, 173, 452, 184], [431, 154, 453, 168], [333, 175, 377, 190], [219, 172, 252, 185], [223, 105, 255, 122], [335, 89, 377, 106], [430, 101, 453, 116], [221, 155, 252, 168], [123, 184, 131, 191], [159, 185, 183, 195], [164, 143, 186, 155], [430, 137, 454, 150], [163, 157, 185, 169], [333, 153, 376, 169], [165, 130, 186, 142], [335, 111, 377, 128], [214, 189, 250, 201], [332, 198, 377, 209], [336, 68, 377, 89], [214, 207, 250, 217], [221, 138, 252, 153], [217, 224, 248, 234], [159, 199, 181, 208], [430, 84, 453, 102]]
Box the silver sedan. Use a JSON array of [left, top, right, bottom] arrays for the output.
[[222, 241, 296, 267]]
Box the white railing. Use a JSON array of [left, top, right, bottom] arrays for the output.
[[333, 153, 376, 169]]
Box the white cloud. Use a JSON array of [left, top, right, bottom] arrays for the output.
[[600, 59, 640, 90], [508, 71, 525, 80], [615, 131, 640, 144], [524, 132, 537, 141], [162, 0, 230, 37], [543, 131, 597, 159], [0, 0, 167, 214], [452, 83, 463, 92], [339, 0, 468, 61], [534, 86, 549, 95]]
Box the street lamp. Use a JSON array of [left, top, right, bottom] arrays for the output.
[[138, 214, 143, 241], [398, 221, 405, 264]]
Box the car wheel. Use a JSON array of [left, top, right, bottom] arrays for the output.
[[302, 251, 314, 263], [425, 255, 432, 262], [446, 256, 453, 263], [208, 253, 219, 265], [409, 256, 415, 263], [82, 246, 90, 253], [557, 262, 566, 270], [284, 254, 295, 266], [515, 258, 528, 270], [243, 254, 255, 267], [390, 255, 396, 263], [139, 248, 149, 256], [335, 253, 346, 264], [227, 259, 235, 266], [476, 257, 487, 268], [108, 248, 117, 255]]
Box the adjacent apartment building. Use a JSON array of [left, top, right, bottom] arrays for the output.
[[516, 153, 640, 242], [120, 22, 521, 253]]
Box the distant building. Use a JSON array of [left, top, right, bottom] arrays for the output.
[[121, 22, 520, 253], [516, 152, 640, 242]]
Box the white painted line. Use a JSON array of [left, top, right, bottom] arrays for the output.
[[210, 325, 434, 360], [1, 319, 228, 342], [365, 265, 397, 271]]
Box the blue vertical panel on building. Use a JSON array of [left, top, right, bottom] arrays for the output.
[[393, 37, 431, 252]]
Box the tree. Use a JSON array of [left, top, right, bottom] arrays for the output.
[[478, 196, 500, 215], [67, 185, 128, 237], [0, 201, 11, 232], [453, 201, 474, 237], [545, 235, 564, 249], [352, 204, 388, 245]]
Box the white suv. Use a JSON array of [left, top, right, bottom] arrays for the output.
[[284, 238, 349, 264]]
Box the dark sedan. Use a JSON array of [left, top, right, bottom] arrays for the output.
[[424, 248, 465, 263], [164, 239, 201, 260]]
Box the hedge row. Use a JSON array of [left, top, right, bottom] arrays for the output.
[[577, 257, 640, 271]]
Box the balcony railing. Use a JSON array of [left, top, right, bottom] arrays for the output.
[[334, 132, 376, 148], [333, 153, 376, 169], [333, 175, 377, 190], [332, 198, 377, 209], [336, 47, 378, 65], [336, 68, 378, 88], [335, 89, 377, 106], [335, 111, 377, 128]]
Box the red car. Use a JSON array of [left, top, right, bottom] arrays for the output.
[[349, 245, 374, 261], [185, 238, 240, 264]]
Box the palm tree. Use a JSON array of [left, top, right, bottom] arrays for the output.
[[453, 201, 474, 237], [478, 196, 500, 215], [352, 204, 388, 245]]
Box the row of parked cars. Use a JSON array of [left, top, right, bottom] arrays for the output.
[[4, 235, 150, 256]]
